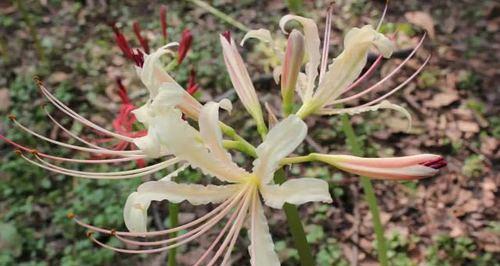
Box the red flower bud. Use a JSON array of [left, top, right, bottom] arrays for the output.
[[177, 29, 193, 64], [133, 21, 150, 54], [160, 5, 168, 42]]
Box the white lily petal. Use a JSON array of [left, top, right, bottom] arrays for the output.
[[220, 35, 264, 126], [249, 194, 280, 266], [124, 192, 149, 233], [140, 43, 179, 97], [260, 178, 332, 209], [318, 100, 412, 131], [156, 108, 249, 183], [199, 100, 234, 163], [279, 15, 321, 102], [313, 25, 394, 110], [241, 29, 273, 46], [124, 181, 241, 232], [253, 115, 307, 184]]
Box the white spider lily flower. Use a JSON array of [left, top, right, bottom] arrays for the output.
[[76, 101, 332, 265], [242, 13, 429, 129], [220, 33, 267, 137], [135, 44, 202, 120]]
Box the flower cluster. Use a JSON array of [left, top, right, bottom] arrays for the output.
[[1, 5, 446, 265]]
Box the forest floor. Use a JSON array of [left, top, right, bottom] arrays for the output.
[[0, 0, 498, 265]]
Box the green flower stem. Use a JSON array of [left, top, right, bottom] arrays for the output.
[[188, 0, 251, 32], [168, 202, 179, 266], [274, 169, 314, 266], [340, 114, 388, 266], [220, 122, 257, 157]]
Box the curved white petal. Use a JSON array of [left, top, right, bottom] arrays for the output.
[[140, 43, 179, 97], [279, 15, 321, 102], [318, 100, 412, 131], [124, 192, 149, 233], [137, 44, 202, 119], [220, 35, 264, 126], [313, 25, 394, 109], [199, 100, 234, 162], [124, 181, 241, 233], [248, 194, 280, 266], [156, 107, 249, 183], [253, 115, 307, 184], [260, 178, 332, 209], [241, 29, 273, 46]]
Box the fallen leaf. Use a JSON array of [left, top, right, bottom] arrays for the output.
[[424, 92, 459, 108], [457, 120, 480, 133], [405, 11, 435, 39]]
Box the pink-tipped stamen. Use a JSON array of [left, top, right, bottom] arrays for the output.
[[319, 3, 334, 83], [376, 0, 389, 31], [359, 54, 430, 107], [10, 117, 141, 156], [72, 188, 247, 237], [331, 34, 426, 105], [36, 81, 135, 142], [87, 188, 251, 254], [340, 55, 383, 95], [133, 21, 150, 53], [20, 153, 174, 179]]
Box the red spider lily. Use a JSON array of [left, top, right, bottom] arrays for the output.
[[160, 5, 168, 42], [177, 29, 193, 64]]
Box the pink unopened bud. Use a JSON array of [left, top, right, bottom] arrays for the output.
[[281, 30, 305, 114], [177, 29, 193, 64], [133, 21, 150, 53], [314, 154, 446, 180]]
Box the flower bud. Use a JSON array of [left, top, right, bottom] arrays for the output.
[[281, 30, 305, 115], [314, 154, 446, 180], [177, 29, 193, 64]]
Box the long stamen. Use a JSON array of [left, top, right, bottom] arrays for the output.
[[33, 154, 168, 177], [376, 0, 389, 31], [331, 34, 426, 105], [113, 190, 247, 247], [360, 55, 430, 107], [10, 117, 141, 156], [20, 153, 174, 179], [193, 199, 242, 266], [73, 188, 247, 237], [319, 3, 334, 83], [340, 55, 383, 94], [43, 107, 110, 151], [1, 134, 142, 163], [35, 79, 135, 142], [87, 188, 251, 254], [219, 188, 256, 265], [206, 188, 252, 266]]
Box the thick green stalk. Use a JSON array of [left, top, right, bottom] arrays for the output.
[[340, 114, 388, 266], [168, 202, 179, 266], [274, 169, 314, 266], [220, 122, 257, 157]]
